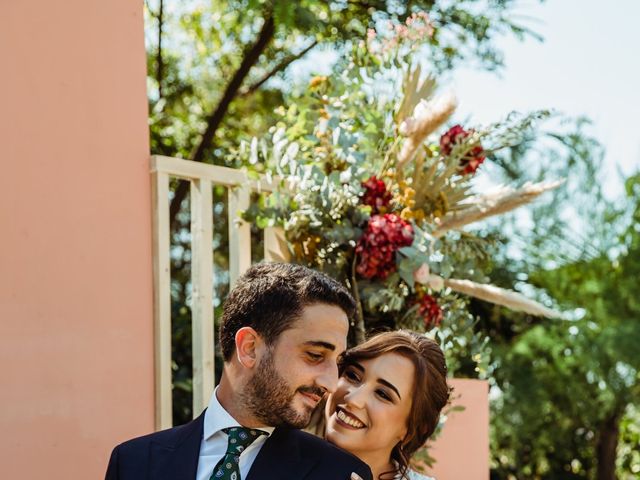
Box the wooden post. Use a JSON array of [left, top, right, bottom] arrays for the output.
[[228, 184, 252, 287], [150, 166, 173, 430], [190, 179, 215, 417]]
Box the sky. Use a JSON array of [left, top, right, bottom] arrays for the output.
[[447, 0, 640, 199]]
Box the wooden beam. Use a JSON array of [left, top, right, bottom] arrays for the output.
[[151, 169, 172, 430], [190, 179, 215, 417], [228, 185, 252, 287], [152, 155, 277, 192]]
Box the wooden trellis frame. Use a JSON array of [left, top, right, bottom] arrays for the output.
[[150, 155, 288, 430]]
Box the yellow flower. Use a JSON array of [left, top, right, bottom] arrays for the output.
[[309, 76, 328, 89], [292, 235, 323, 262], [395, 184, 416, 210], [400, 207, 413, 220], [430, 192, 449, 219], [400, 207, 425, 222]]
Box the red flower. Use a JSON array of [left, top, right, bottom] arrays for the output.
[[417, 294, 443, 328], [356, 214, 414, 279], [439, 124, 486, 175], [361, 176, 392, 213]]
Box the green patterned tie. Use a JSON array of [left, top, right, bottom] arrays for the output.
[[209, 427, 267, 480]]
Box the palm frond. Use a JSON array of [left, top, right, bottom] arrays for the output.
[[432, 180, 564, 237], [445, 278, 562, 318]]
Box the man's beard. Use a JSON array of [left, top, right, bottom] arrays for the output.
[[243, 349, 324, 429]]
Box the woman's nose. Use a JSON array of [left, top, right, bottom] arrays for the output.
[[343, 385, 367, 409]]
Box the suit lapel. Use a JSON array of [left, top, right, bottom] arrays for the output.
[[149, 412, 205, 480], [246, 428, 318, 480]]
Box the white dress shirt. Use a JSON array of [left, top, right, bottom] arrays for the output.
[[195, 388, 274, 480]]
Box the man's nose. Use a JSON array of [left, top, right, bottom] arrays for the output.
[[316, 360, 340, 393]]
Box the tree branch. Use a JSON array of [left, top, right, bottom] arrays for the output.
[[346, 0, 381, 11], [240, 40, 318, 97], [596, 406, 623, 480], [157, 0, 164, 98], [168, 14, 276, 229], [351, 255, 366, 345]]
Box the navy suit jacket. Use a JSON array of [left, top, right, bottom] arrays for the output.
[[105, 412, 372, 480]]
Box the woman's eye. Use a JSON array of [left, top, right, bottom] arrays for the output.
[[376, 389, 392, 401]]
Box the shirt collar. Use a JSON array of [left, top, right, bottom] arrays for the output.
[[203, 387, 275, 441]]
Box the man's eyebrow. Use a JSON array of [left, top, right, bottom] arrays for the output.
[[302, 340, 336, 351]]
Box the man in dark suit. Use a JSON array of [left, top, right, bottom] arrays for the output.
[[106, 263, 372, 480]]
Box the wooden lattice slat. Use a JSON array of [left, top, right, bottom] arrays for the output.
[[150, 167, 172, 430], [228, 184, 252, 288], [190, 178, 215, 417]]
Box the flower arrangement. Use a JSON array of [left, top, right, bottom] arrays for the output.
[[239, 13, 562, 370]]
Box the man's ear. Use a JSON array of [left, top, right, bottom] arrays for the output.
[[235, 327, 262, 368]]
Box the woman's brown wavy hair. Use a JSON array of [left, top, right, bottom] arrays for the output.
[[338, 330, 450, 479]]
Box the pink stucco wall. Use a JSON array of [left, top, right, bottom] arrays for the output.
[[428, 379, 490, 479], [0, 1, 154, 478]]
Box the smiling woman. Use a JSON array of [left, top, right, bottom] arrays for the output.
[[324, 331, 450, 480]]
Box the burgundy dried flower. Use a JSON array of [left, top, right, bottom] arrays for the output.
[[361, 176, 392, 213], [356, 214, 414, 279], [440, 124, 486, 175], [417, 294, 443, 328]]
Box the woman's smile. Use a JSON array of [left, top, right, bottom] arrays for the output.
[[335, 407, 367, 429]]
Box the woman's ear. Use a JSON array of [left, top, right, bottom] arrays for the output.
[[235, 327, 262, 368]]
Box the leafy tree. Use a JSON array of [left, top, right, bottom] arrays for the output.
[[484, 159, 640, 479]]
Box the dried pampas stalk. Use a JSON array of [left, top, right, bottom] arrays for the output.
[[445, 278, 562, 318], [396, 66, 437, 126], [264, 226, 291, 263], [432, 180, 564, 238], [397, 92, 457, 171]]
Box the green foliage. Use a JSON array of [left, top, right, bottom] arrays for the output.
[[617, 404, 640, 479], [485, 162, 640, 478]]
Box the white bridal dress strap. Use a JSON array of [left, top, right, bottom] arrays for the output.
[[397, 470, 435, 480]]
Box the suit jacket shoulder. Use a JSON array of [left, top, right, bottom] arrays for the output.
[[247, 428, 372, 480], [105, 414, 204, 480]]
